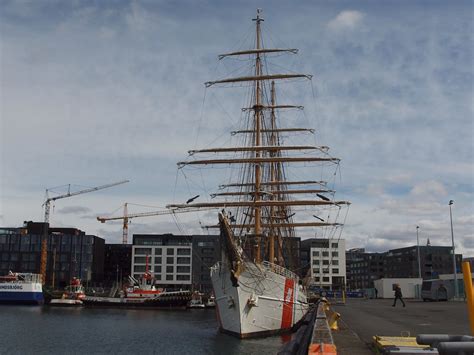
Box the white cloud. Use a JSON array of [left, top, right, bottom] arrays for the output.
[[327, 10, 364, 31], [410, 180, 447, 198]]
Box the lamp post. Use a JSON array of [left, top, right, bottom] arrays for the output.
[[416, 226, 422, 279], [449, 200, 459, 299]]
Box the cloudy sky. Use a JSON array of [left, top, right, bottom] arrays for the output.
[[1, 0, 472, 256]]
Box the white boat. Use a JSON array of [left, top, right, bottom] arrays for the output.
[[187, 291, 206, 308], [167, 9, 349, 338], [205, 296, 216, 308], [0, 272, 43, 305]]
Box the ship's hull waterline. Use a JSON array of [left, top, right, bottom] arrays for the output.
[[211, 261, 308, 338]]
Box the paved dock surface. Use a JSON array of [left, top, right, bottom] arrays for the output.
[[332, 298, 470, 353]]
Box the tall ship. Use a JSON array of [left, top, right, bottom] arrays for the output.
[[167, 10, 349, 338], [0, 272, 44, 305]]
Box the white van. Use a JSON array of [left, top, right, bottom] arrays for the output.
[[421, 279, 450, 301]]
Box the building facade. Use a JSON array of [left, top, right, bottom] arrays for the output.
[[103, 244, 132, 286], [383, 245, 462, 279], [132, 233, 220, 291], [192, 235, 220, 293], [301, 238, 346, 289], [346, 248, 385, 289], [0, 221, 104, 287], [345, 245, 463, 290]]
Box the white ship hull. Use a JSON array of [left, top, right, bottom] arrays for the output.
[[0, 281, 44, 304], [210, 261, 308, 338]]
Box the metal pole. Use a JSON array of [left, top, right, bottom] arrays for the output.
[[462, 261, 474, 335], [449, 200, 459, 299], [416, 226, 422, 279]]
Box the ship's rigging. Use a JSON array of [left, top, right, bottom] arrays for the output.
[[167, 9, 350, 269]]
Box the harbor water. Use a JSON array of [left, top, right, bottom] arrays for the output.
[[0, 306, 286, 354]]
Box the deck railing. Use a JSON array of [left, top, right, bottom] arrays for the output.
[[262, 261, 299, 281]]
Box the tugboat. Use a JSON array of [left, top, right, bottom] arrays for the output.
[[50, 277, 85, 306], [83, 256, 191, 309], [0, 272, 43, 305]]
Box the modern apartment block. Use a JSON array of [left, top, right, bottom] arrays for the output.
[[345, 244, 463, 290], [132, 234, 193, 287], [0, 221, 104, 286], [346, 248, 385, 289], [301, 238, 346, 289], [131, 233, 220, 291], [383, 245, 462, 279]]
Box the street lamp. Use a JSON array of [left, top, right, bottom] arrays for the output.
[[416, 226, 422, 279], [449, 200, 459, 299]]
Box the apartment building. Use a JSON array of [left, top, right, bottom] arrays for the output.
[[301, 238, 346, 289]]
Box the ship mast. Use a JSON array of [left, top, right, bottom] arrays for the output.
[[254, 9, 263, 263]]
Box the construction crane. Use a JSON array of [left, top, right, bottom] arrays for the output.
[[97, 204, 217, 244], [40, 179, 129, 285]]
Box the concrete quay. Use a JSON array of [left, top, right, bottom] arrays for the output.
[[332, 298, 470, 354]]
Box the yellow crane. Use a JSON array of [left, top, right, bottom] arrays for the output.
[[40, 180, 129, 284], [97, 204, 216, 244]]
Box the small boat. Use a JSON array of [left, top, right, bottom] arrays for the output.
[[205, 296, 216, 308], [188, 292, 206, 309], [50, 278, 85, 306], [0, 272, 43, 305]]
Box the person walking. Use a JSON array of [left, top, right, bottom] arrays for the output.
[[392, 284, 405, 307], [375, 288, 378, 299]]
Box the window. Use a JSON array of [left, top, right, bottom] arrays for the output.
[[322, 251, 329, 257], [134, 265, 146, 272], [332, 252, 338, 257], [331, 243, 338, 248], [323, 268, 329, 274], [177, 266, 190, 273], [312, 268, 319, 274], [177, 248, 190, 255], [154, 274, 161, 280], [135, 248, 152, 255], [155, 257, 162, 264], [202, 248, 214, 254], [167, 249, 175, 255], [314, 277, 320, 282], [155, 248, 162, 255], [154, 266, 162, 273], [177, 257, 191, 265], [312, 260, 319, 265], [332, 260, 339, 265], [332, 268, 339, 274], [134, 256, 147, 264], [166, 275, 173, 281], [323, 277, 330, 282], [166, 266, 173, 273], [322, 260, 329, 265], [166, 257, 174, 264], [177, 275, 190, 281]]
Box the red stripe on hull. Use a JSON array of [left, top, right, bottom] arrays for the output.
[[281, 278, 295, 329]]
